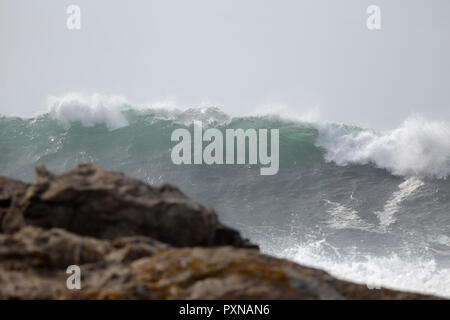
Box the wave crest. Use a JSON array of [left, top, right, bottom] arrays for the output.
[[47, 93, 130, 130], [316, 117, 450, 178], [8, 93, 450, 179]]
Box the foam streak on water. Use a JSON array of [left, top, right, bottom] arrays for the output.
[[375, 178, 424, 229], [2, 93, 450, 298]]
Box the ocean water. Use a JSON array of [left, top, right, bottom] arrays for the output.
[[1, 94, 450, 297]]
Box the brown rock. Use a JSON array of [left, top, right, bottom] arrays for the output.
[[3, 164, 254, 248], [0, 165, 443, 300], [0, 177, 28, 232], [0, 177, 28, 207], [107, 236, 170, 263], [69, 247, 440, 300], [0, 226, 169, 299], [0, 226, 110, 269]]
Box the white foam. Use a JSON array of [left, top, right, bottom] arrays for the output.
[[45, 93, 230, 129], [272, 239, 450, 298], [41, 94, 450, 178], [374, 177, 424, 228], [324, 199, 373, 231], [46, 93, 130, 130], [316, 116, 450, 178]]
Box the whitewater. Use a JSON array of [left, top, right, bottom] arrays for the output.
[[1, 93, 450, 297]]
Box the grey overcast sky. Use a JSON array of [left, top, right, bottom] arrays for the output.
[[1, 0, 449, 129]]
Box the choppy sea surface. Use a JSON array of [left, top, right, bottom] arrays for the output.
[[1, 93, 450, 297]]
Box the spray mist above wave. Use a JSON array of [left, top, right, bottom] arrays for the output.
[[45, 93, 235, 129], [9, 92, 450, 179], [46, 93, 132, 130], [44, 93, 322, 127]]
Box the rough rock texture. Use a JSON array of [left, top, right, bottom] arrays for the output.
[[0, 226, 169, 299], [0, 164, 443, 300], [75, 247, 439, 300], [0, 177, 28, 207], [2, 164, 254, 248], [0, 177, 28, 232]]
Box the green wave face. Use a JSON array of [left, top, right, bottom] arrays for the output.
[[2, 107, 450, 297], [0, 108, 328, 181]]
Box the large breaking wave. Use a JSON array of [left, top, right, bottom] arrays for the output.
[[1, 93, 450, 297]]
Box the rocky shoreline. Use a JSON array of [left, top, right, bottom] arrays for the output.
[[0, 164, 442, 299]]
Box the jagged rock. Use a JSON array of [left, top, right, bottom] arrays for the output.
[[0, 177, 28, 207], [0, 226, 169, 299], [0, 165, 443, 300], [0, 209, 6, 232], [0, 226, 110, 269], [3, 164, 255, 248], [106, 236, 169, 263], [0, 177, 28, 232]]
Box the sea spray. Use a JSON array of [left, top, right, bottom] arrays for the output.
[[2, 98, 450, 297]]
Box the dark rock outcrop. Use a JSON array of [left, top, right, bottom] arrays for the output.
[[0, 227, 438, 300], [0, 177, 28, 207], [0, 164, 443, 300], [0, 225, 169, 299], [0, 177, 28, 232], [2, 164, 254, 248]]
